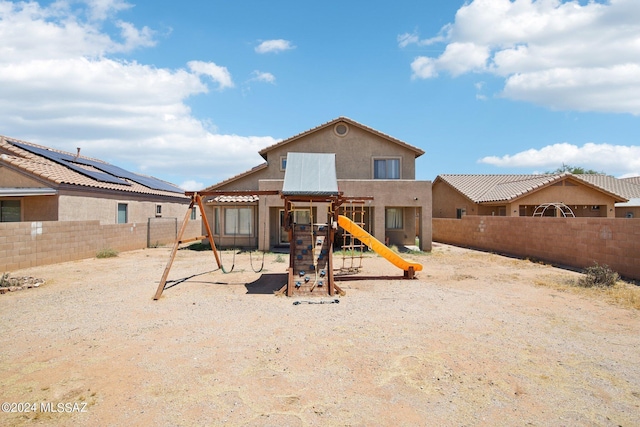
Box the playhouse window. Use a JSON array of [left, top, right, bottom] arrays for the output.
[[225, 207, 253, 236], [373, 158, 400, 179], [0, 200, 21, 222], [386, 208, 403, 229]]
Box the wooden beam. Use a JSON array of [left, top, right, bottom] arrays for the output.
[[154, 197, 197, 300]]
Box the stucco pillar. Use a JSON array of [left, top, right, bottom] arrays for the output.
[[373, 205, 386, 246], [258, 199, 268, 251]]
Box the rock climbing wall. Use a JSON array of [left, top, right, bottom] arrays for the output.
[[289, 223, 330, 296]]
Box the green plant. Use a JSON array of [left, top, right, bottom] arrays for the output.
[[96, 248, 119, 259], [0, 273, 8, 287], [274, 254, 286, 263], [578, 263, 619, 288]]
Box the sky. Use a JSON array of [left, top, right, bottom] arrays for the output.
[[1, 0, 639, 190]]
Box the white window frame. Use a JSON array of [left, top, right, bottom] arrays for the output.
[[373, 157, 401, 179], [155, 204, 162, 217], [280, 156, 287, 171]]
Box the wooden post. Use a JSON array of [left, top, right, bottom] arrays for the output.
[[153, 193, 222, 300], [154, 197, 197, 300], [196, 193, 222, 268]]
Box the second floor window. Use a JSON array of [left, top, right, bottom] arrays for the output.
[[374, 158, 400, 179]]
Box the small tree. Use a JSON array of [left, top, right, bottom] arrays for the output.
[[547, 163, 605, 175]]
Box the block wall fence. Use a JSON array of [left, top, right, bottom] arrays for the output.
[[0, 219, 202, 272], [433, 217, 640, 281]]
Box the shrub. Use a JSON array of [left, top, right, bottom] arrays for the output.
[[578, 263, 619, 288], [274, 254, 285, 263], [96, 248, 119, 259]]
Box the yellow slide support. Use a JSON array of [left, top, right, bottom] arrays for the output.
[[337, 215, 422, 273]]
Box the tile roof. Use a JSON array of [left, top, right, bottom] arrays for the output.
[[203, 163, 267, 191], [206, 195, 260, 203], [436, 173, 636, 203], [573, 174, 640, 199], [0, 136, 187, 199], [436, 174, 564, 203], [258, 116, 425, 159]]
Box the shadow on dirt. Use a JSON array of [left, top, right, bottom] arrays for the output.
[[245, 273, 288, 294]]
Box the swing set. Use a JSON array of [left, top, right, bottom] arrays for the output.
[[152, 190, 278, 300]]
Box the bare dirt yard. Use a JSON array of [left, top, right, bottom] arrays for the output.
[[1, 243, 639, 427]]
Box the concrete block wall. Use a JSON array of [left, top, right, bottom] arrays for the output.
[[0, 219, 202, 272], [433, 217, 640, 280]]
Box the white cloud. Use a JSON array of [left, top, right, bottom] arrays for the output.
[[0, 0, 277, 185], [188, 60, 234, 90], [179, 180, 204, 191], [403, 0, 640, 115], [250, 70, 276, 84], [255, 39, 295, 54], [479, 142, 640, 177]]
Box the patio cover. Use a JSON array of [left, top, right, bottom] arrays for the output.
[[282, 152, 339, 196]]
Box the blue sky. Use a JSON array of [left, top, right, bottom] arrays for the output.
[[1, 0, 639, 189]]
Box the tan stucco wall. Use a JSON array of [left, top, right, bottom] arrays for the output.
[[265, 124, 417, 180], [58, 192, 194, 224], [23, 196, 58, 221], [0, 165, 51, 187], [432, 180, 474, 218], [511, 181, 617, 217], [616, 206, 639, 218], [215, 121, 419, 191]]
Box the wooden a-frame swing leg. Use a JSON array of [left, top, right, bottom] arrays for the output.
[[153, 194, 222, 300]]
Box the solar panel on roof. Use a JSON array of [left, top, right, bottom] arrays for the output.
[[9, 141, 182, 193], [76, 160, 183, 193], [10, 141, 131, 186]]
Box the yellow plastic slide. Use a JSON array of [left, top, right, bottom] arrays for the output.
[[337, 215, 423, 272]]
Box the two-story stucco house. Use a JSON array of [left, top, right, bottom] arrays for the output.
[[202, 117, 432, 251]]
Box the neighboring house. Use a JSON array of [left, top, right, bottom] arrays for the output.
[[432, 173, 638, 218], [0, 136, 195, 224], [202, 117, 432, 251], [616, 176, 640, 218]]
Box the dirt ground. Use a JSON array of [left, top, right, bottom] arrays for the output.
[[1, 243, 638, 427]]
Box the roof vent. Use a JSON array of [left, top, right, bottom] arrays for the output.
[[334, 123, 349, 137]]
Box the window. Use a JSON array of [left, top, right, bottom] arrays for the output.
[[190, 207, 197, 220], [386, 208, 403, 229], [0, 200, 21, 222], [293, 209, 310, 224], [280, 156, 287, 171], [225, 207, 253, 236], [155, 204, 162, 217], [373, 158, 400, 179], [117, 203, 128, 224]]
